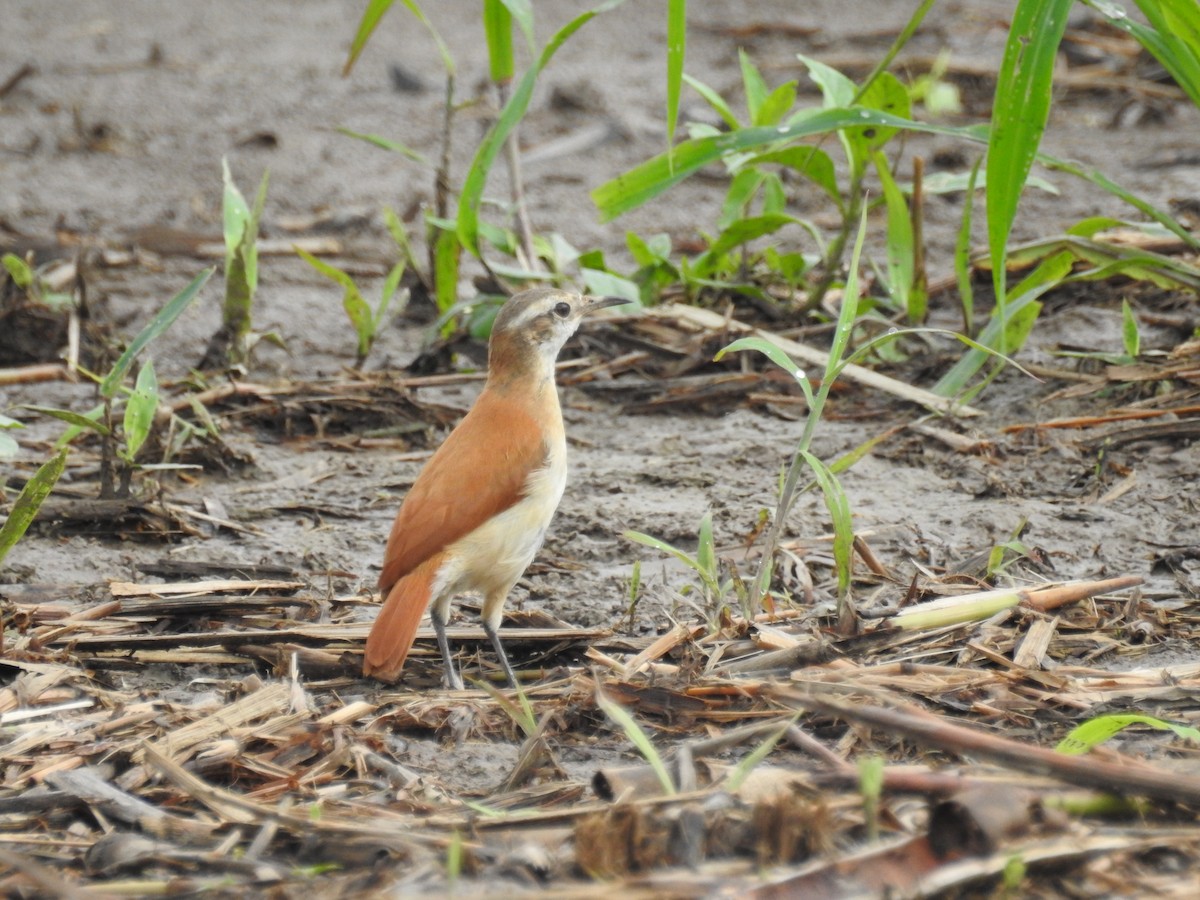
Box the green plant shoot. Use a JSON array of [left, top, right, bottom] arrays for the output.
[[0, 449, 67, 569], [220, 159, 269, 366]]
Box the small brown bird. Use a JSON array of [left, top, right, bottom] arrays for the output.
[[363, 288, 624, 688]]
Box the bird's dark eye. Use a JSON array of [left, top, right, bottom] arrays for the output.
[[553, 301, 571, 318]]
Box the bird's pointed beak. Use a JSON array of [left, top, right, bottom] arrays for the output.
[[583, 294, 635, 315]]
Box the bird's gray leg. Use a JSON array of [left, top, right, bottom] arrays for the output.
[[483, 617, 520, 690], [430, 601, 464, 690]]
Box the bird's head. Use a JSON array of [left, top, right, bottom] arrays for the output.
[[488, 288, 626, 383]]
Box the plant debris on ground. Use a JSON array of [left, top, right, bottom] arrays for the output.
[[3, 0, 1200, 896]]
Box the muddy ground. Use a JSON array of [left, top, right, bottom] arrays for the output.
[[2, 0, 1200, 896]]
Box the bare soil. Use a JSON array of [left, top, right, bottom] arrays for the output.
[[2, 1, 1200, 896]]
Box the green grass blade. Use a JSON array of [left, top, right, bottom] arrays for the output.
[[849, 0, 939, 105], [873, 150, 915, 319], [933, 250, 1072, 397], [801, 450, 854, 599], [1042, 155, 1198, 247], [499, 0, 535, 51], [666, 0, 687, 152], [1057, 713, 1200, 755], [681, 74, 739, 130], [595, 686, 675, 796], [739, 49, 769, 123], [954, 157, 983, 335], [100, 268, 213, 398], [715, 337, 802, 378], [591, 108, 951, 222], [748, 147, 841, 211], [825, 204, 869, 384], [1121, 299, 1140, 359], [985, 0, 1072, 344], [725, 716, 799, 792], [296, 246, 355, 291], [475, 678, 537, 737], [2, 253, 33, 288], [121, 360, 159, 461], [483, 0, 515, 84], [695, 512, 716, 584], [22, 405, 109, 436], [345, 0, 454, 77], [336, 127, 429, 164], [624, 530, 704, 577], [433, 227, 461, 319], [458, 1, 622, 256], [344, 0, 395, 75], [1128, 0, 1200, 105], [377, 260, 406, 326], [0, 448, 67, 568]]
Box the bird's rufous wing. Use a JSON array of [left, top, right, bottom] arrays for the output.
[[378, 389, 547, 593]]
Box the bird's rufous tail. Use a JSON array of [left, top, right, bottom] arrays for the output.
[[363, 554, 442, 682]]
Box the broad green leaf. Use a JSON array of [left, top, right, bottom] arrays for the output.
[[798, 54, 855, 107], [761, 172, 786, 216], [581, 268, 640, 304], [122, 360, 158, 461], [101, 269, 213, 398], [718, 168, 766, 230], [700, 214, 800, 263], [0, 448, 67, 568], [852, 71, 910, 154], [739, 49, 770, 123], [626, 232, 672, 267], [747, 147, 841, 210], [1057, 713, 1200, 755], [755, 81, 798, 127], [986, 0, 1073, 335]]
